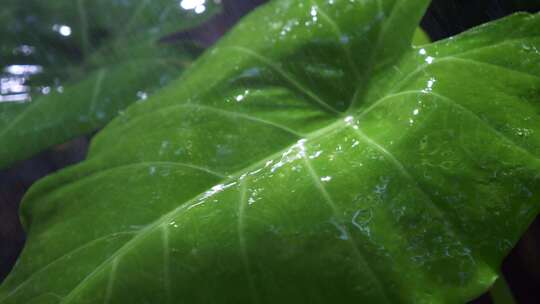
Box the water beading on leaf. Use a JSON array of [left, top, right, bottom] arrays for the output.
[[1, 0, 540, 303]]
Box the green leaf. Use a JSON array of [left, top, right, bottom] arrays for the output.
[[412, 28, 430, 46], [0, 42, 195, 169], [0, 0, 220, 168], [2, 0, 540, 303]]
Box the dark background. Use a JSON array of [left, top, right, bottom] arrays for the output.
[[1, 0, 540, 302]]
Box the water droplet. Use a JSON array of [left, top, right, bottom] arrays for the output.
[[352, 208, 373, 237], [421, 77, 437, 93], [418, 48, 435, 64], [180, 0, 207, 14], [12, 45, 35, 56], [310, 5, 318, 22], [4, 65, 43, 75], [270, 139, 307, 173], [330, 220, 349, 240], [41, 86, 51, 94], [309, 150, 323, 159], [234, 90, 249, 102], [52, 24, 72, 37], [515, 127, 533, 138], [137, 91, 148, 100]]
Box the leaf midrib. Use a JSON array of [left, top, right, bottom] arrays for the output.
[[301, 155, 393, 304], [0, 161, 229, 302], [392, 55, 540, 97], [47, 87, 487, 301], [10, 7, 539, 301], [57, 118, 348, 303], [69, 84, 540, 302]]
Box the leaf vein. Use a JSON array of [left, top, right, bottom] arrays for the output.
[[227, 46, 339, 114], [237, 178, 260, 304], [302, 155, 392, 304], [103, 258, 119, 304], [57, 121, 348, 303], [0, 232, 136, 303]]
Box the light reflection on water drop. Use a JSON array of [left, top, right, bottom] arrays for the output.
[[418, 48, 435, 64], [137, 91, 148, 100], [4, 65, 43, 75], [331, 220, 349, 241], [320, 176, 332, 182], [0, 64, 44, 103], [180, 0, 207, 14], [421, 77, 437, 93], [234, 89, 249, 102], [52, 24, 72, 37], [41, 86, 51, 94], [12, 45, 35, 56], [352, 208, 373, 232], [310, 5, 318, 23]]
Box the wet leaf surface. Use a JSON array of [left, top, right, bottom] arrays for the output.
[[1, 0, 540, 303]]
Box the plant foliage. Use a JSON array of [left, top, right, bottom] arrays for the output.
[[1, 0, 540, 303], [0, 0, 221, 168]]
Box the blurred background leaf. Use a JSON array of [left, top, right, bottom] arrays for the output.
[[0, 0, 222, 169]]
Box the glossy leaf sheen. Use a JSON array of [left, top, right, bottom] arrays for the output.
[[2, 0, 540, 303]]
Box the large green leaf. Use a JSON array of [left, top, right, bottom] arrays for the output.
[[0, 41, 196, 169], [2, 0, 540, 303], [0, 0, 220, 169]]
